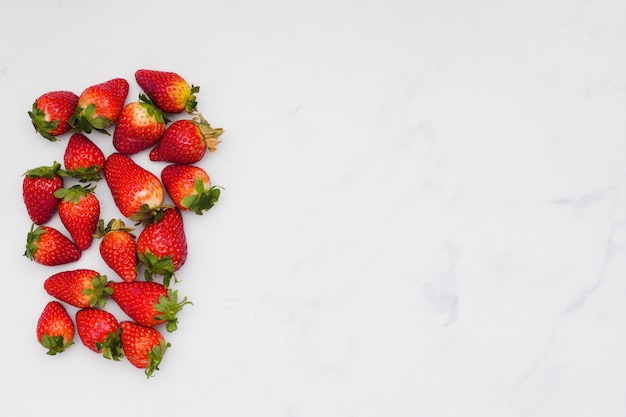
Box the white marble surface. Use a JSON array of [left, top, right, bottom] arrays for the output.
[[1, 0, 626, 415]]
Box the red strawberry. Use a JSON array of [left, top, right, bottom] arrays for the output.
[[161, 164, 221, 214], [69, 78, 129, 134], [44, 269, 112, 309], [136, 208, 187, 286], [103, 153, 165, 222], [75, 308, 124, 360], [109, 281, 192, 332], [54, 184, 100, 250], [37, 301, 75, 355], [94, 219, 138, 282], [112, 95, 168, 154], [22, 162, 64, 225], [149, 115, 224, 164], [119, 321, 169, 378], [24, 224, 81, 266], [135, 69, 199, 114], [63, 133, 106, 182], [28, 91, 78, 141]]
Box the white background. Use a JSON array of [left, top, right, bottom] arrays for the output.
[[1, 0, 626, 416]]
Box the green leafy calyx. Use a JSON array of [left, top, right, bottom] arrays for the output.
[[180, 177, 222, 215], [82, 274, 113, 308], [137, 248, 176, 287], [28, 101, 60, 141], [153, 289, 194, 332]]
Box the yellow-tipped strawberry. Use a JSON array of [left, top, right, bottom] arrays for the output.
[[103, 153, 165, 223], [135, 69, 199, 114]]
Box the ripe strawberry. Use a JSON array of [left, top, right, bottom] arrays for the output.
[[24, 224, 81, 266], [54, 184, 100, 250], [103, 153, 165, 222], [119, 321, 169, 378], [69, 78, 129, 134], [109, 281, 192, 332], [136, 208, 187, 286], [37, 301, 75, 355], [161, 164, 221, 214], [28, 90, 78, 141], [149, 115, 224, 164], [63, 133, 106, 182], [44, 269, 112, 309], [94, 219, 138, 282], [75, 308, 124, 360], [22, 162, 64, 225], [112, 95, 168, 154], [135, 69, 199, 114]]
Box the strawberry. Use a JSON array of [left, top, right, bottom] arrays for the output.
[[149, 115, 224, 164], [161, 164, 221, 214], [136, 208, 188, 286], [63, 133, 106, 182], [94, 219, 138, 282], [28, 90, 78, 141], [109, 281, 192, 332], [69, 78, 129, 134], [135, 69, 199, 114], [44, 269, 112, 309], [22, 162, 64, 225], [24, 224, 81, 266], [54, 184, 100, 250], [103, 153, 165, 222], [112, 95, 168, 154], [75, 308, 124, 360], [119, 321, 169, 378], [37, 301, 75, 355]]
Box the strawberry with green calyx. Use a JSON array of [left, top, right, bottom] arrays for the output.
[[28, 91, 79, 141], [37, 301, 75, 355], [119, 321, 169, 378], [54, 184, 100, 250], [103, 153, 165, 222], [44, 269, 112, 309], [69, 78, 129, 135], [24, 224, 81, 266], [94, 219, 138, 282], [75, 308, 124, 361], [135, 69, 199, 114], [161, 164, 222, 215], [109, 281, 192, 332], [136, 208, 187, 287], [62, 133, 105, 182], [149, 115, 224, 164], [22, 161, 64, 225], [112, 94, 168, 154]]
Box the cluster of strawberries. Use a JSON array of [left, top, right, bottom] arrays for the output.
[[23, 70, 224, 377]]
